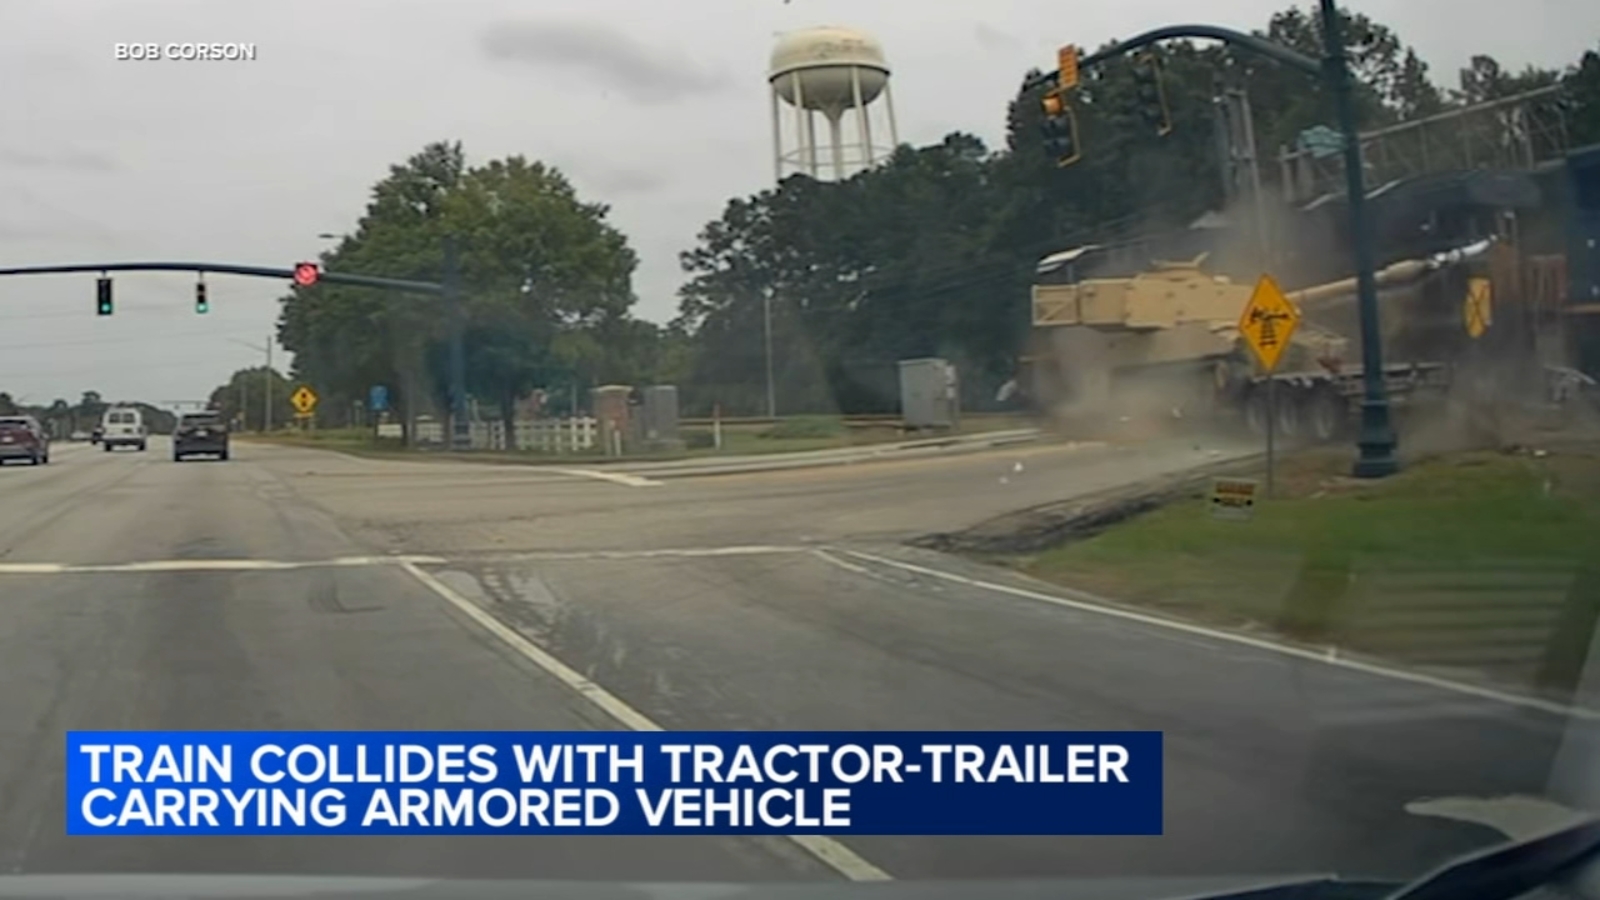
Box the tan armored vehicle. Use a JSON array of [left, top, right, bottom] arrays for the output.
[[1022, 243, 1494, 441]]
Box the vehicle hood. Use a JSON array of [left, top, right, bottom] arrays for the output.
[[0, 873, 1377, 900]]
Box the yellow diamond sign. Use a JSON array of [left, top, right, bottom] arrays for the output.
[[1464, 276, 1493, 339], [1238, 274, 1301, 374], [290, 385, 318, 415]]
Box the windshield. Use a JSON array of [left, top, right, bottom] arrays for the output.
[[1, 1, 1599, 891]]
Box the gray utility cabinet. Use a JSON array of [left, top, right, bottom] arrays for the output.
[[898, 358, 959, 429], [640, 385, 680, 441]]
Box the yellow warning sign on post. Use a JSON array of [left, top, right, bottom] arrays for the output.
[[1464, 277, 1493, 339], [1057, 45, 1080, 89], [290, 385, 318, 416], [1238, 274, 1302, 373]]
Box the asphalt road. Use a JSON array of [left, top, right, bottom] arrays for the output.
[[0, 435, 1585, 883]]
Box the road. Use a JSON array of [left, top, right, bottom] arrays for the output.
[[0, 435, 1583, 882]]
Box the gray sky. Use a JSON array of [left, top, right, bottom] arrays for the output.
[[1, 0, 1594, 405]]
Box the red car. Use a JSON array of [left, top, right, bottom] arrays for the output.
[[0, 415, 50, 465]]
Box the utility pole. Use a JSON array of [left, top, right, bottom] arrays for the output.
[[264, 335, 273, 433], [1215, 87, 1272, 269], [763, 291, 776, 418], [443, 234, 469, 451]]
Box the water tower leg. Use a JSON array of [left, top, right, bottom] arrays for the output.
[[805, 110, 820, 176], [791, 74, 817, 177], [771, 87, 783, 181], [829, 114, 845, 180], [852, 68, 874, 169], [882, 81, 900, 151]]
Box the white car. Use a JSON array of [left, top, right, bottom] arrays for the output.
[[100, 407, 147, 451]]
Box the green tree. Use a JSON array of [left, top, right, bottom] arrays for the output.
[[277, 142, 645, 436], [1568, 45, 1600, 146], [207, 367, 294, 432]]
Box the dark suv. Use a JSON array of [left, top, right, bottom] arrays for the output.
[[0, 416, 50, 465], [172, 411, 229, 462]]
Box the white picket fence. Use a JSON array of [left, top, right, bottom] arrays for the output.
[[466, 417, 599, 453]]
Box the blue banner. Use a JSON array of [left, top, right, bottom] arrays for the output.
[[66, 731, 1162, 836]]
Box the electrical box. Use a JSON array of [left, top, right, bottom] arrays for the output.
[[640, 385, 681, 443], [898, 358, 959, 430]]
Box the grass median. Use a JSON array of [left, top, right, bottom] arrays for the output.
[[1009, 441, 1600, 696]]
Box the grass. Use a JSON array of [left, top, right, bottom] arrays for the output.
[[1012, 443, 1600, 696]]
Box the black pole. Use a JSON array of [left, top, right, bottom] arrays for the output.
[[443, 234, 469, 451], [1319, 0, 1398, 477]]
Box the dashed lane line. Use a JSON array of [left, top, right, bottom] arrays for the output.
[[396, 560, 892, 883]]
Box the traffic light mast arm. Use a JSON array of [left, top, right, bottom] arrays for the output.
[[1026, 23, 1320, 93], [0, 261, 444, 295]]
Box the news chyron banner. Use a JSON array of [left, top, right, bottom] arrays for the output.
[[67, 731, 1163, 836]]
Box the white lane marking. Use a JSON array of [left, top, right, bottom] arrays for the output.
[[551, 468, 663, 488], [810, 549, 872, 575], [1405, 795, 1589, 840], [842, 549, 1600, 722], [0, 546, 806, 576], [0, 563, 66, 574], [398, 561, 892, 883], [0, 556, 447, 575], [460, 545, 812, 563]]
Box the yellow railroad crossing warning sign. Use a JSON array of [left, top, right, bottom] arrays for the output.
[[1057, 45, 1080, 89], [290, 385, 318, 415], [1238, 274, 1301, 373], [1464, 277, 1493, 339]]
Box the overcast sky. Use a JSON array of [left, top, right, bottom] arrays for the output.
[[1, 0, 1594, 406]]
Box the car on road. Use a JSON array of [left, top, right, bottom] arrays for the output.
[[0, 416, 50, 465], [100, 407, 147, 451], [172, 411, 229, 461]]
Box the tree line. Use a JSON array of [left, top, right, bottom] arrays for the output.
[[230, 4, 1600, 427]]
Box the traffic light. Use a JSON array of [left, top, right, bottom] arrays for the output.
[[195, 280, 209, 314], [96, 277, 113, 316], [1039, 89, 1081, 167], [1132, 52, 1173, 137], [293, 262, 319, 286]]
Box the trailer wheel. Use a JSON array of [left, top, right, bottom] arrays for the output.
[[1243, 387, 1269, 436], [1274, 388, 1303, 439], [1305, 387, 1345, 443]]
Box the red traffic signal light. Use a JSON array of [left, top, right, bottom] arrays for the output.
[[293, 262, 319, 286]]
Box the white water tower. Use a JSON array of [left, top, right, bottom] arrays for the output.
[[769, 26, 899, 182]]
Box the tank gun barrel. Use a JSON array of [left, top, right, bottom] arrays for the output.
[[1286, 236, 1495, 307]]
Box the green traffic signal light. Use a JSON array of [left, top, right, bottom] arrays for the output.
[[96, 277, 113, 316], [196, 282, 209, 314]]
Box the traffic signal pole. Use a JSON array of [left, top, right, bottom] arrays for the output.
[[0, 249, 476, 452], [1028, 6, 1401, 477], [0, 260, 444, 294]]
